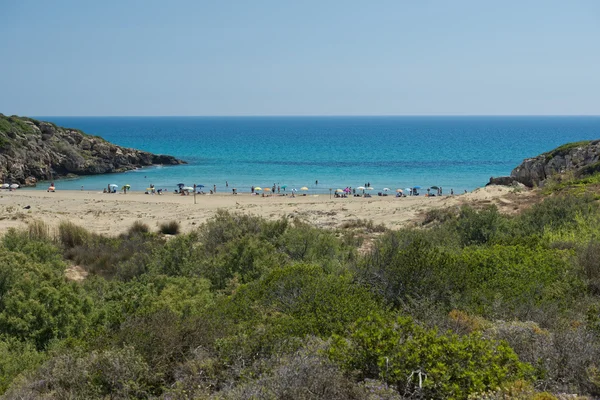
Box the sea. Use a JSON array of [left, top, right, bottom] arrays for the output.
[[31, 116, 600, 194]]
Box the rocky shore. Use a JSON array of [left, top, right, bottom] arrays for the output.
[[488, 139, 600, 187], [0, 114, 185, 186]]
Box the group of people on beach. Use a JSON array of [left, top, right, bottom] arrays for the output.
[[87, 179, 466, 198]]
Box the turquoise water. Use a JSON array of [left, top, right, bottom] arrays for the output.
[[33, 116, 600, 193]]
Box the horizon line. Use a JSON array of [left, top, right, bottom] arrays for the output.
[[27, 114, 600, 118]]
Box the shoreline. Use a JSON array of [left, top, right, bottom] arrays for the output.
[[0, 186, 530, 236]]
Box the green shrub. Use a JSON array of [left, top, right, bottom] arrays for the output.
[[0, 251, 92, 349], [578, 239, 600, 295], [198, 210, 287, 256], [454, 205, 505, 246], [356, 231, 456, 307], [516, 195, 597, 237], [455, 245, 582, 318], [4, 347, 155, 399], [329, 313, 533, 399], [0, 337, 44, 394], [159, 220, 180, 235]]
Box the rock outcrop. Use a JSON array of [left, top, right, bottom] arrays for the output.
[[0, 114, 185, 186], [488, 140, 600, 188]]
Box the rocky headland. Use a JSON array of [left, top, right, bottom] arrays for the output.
[[488, 139, 600, 187], [0, 114, 185, 186]]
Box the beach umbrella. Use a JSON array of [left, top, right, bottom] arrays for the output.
[[255, 187, 262, 191], [405, 188, 411, 193], [1, 183, 9, 188], [357, 186, 365, 190], [196, 184, 205, 188], [264, 187, 271, 192], [146, 187, 153, 191], [9, 184, 19, 189], [366, 187, 374, 190], [124, 184, 131, 188], [183, 186, 194, 191], [396, 189, 403, 193], [109, 184, 118, 188], [430, 186, 439, 190], [413, 186, 421, 189], [300, 187, 309, 191], [383, 188, 390, 191], [335, 189, 344, 193], [291, 188, 297, 192], [177, 183, 185, 187], [281, 185, 287, 189]]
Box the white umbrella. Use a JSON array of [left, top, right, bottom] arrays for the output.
[[366, 187, 374, 190], [182, 186, 194, 191], [357, 186, 366, 190], [109, 184, 118, 188], [1, 183, 9, 188], [10, 184, 19, 189], [383, 188, 390, 191]]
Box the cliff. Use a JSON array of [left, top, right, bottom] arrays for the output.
[[0, 114, 185, 186], [488, 140, 600, 187]]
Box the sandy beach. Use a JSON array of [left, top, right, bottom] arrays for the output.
[[0, 186, 533, 236]]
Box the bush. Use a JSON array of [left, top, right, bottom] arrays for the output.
[[578, 239, 600, 295], [198, 210, 287, 256], [516, 195, 598, 237], [27, 220, 51, 242], [57, 221, 90, 248], [0, 251, 92, 350], [127, 220, 150, 236], [65, 233, 159, 279], [454, 205, 505, 246], [159, 220, 181, 235], [219, 339, 368, 400], [455, 245, 582, 319], [329, 313, 533, 399], [0, 338, 44, 394], [356, 231, 456, 307], [4, 347, 155, 399]]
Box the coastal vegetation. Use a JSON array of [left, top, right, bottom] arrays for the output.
[[1, 179, 600, 398]]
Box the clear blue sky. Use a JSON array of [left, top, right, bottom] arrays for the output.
[[1, 0, 599, 116]]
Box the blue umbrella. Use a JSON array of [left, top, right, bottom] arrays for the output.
[[413, 186, 421, 189], [177, 183, 185, 188], [196, 184, 205, 188]]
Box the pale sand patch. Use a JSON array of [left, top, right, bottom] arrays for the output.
[[0, 186, 531, 236]]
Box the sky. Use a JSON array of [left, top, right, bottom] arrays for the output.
[[1, 0, 599, 116]]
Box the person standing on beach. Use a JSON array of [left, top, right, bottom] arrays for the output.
[[214, 184, 217, 193], [277, 185, 280, 193], [226, 181, 228, 187], [251, 186, 254, 193]]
